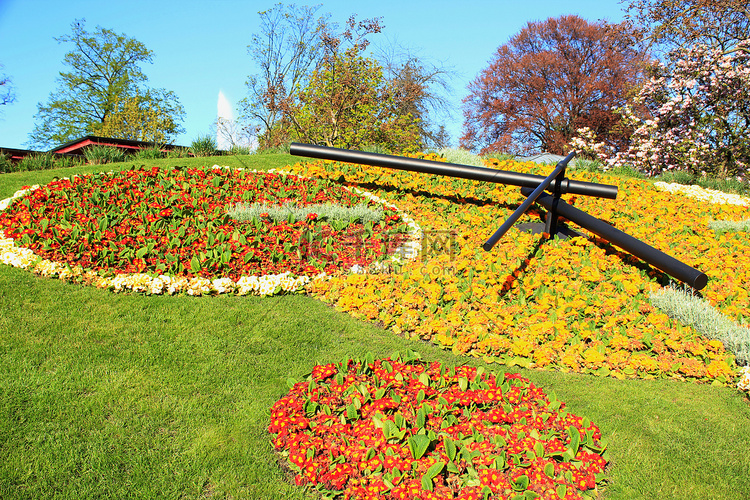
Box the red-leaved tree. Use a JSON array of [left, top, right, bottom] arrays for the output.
[[461, 15, 651, 155]]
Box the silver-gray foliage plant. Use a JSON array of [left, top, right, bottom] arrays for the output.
[[228, 201, 383, 225], [709, 219, 750, 234], [649, 285, 750, 366], [435, 147, 484, 167]]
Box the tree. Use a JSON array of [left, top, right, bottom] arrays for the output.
[[215, 117, 255, 151], [571, 40, 750, 178], [0, 64, 15, 108], [93, 89, 184, 144], [288, 51, 421, 151], [460, 15, 650, 155], [27, 19, 184, 149], [239, 4, 330, 150], [282, 15, 421, 152], [376, 43, 456, 149], [623, 0, 750, 54], [242, 5, 454, 151]]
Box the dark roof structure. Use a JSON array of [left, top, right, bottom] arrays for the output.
[[0, 146, 38, 162], [49, 135, 183, 156], [1, 135, 187, 165]]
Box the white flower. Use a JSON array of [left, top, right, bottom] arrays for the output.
[[738, 366, 750, 392], [654, 182, 750, 206]]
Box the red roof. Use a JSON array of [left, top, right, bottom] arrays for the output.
[[49, 135, 183, 156]]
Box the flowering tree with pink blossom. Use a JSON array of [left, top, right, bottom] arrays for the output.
[[571, 39, 750, 179]]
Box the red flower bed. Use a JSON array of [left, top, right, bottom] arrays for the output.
[[270, 352, 608, 499], [0, 166, 410, 279]]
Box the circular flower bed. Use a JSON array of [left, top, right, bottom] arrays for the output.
[[270, 352, 608, 500], [0, 166, 416, 295]]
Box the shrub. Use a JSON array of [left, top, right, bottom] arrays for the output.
[[360, 144, 391, 155], [18, 153, 57, 171], [656, 170, 750, 196], [649, 285, 750, 365], [0, 152, 13, 173], [260, 142, 291, 155], [166, 147, 191, 159], [658, 170, 697, 185], [53, 155, 84, 169], [83, 145, 126, 165], [190, 135, 218, 157], [133, 147, 164, 160], [482, 151, 516, 161], [228, 144, 253, 155]]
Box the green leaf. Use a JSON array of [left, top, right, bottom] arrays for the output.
[[556, 484, 567, 499], [418, 372, 431, 387], [407, 434, 431, 460], [421, 473, 434, 492], [567, 426, 581, 455], [416, 407, 426, 428], [544, 462, 555, 478], [444, 436, 457, 461], [346, 404, 358, 421], [458, 376, 468, 391], [190, 255, 201, 273], [424, 460, 444, 479], [511, 474, 529, 492]]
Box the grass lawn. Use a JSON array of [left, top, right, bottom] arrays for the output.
[[0, 155, 748, 499]]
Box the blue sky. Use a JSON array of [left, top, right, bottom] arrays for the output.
[[0, 0, 626, 151]]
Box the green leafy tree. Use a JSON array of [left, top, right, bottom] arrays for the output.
[[93, 89, 184, 144], [288, 51, 421, 152], [274, 15, 421, 152], [27, 19, 184, 149], [243, 7, 447, 151]]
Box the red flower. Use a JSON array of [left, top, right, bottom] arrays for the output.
[[0, 166, 410, 284], [268, 354, 608, 499]]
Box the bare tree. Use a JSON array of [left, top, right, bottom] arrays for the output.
[[239, 3, 330, 149], [376, 41, 457, 148], [0, 64, 16, 108], [215, 117, 255, 150]]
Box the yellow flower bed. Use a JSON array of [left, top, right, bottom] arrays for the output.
[[288, 157, 749, 385]]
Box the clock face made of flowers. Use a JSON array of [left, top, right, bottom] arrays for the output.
[[289, 142, 709, 291], [0, 166, 415, 295]]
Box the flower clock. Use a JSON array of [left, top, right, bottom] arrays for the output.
[[0, 165, 416, 296], [269, 352, 608, 500]]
